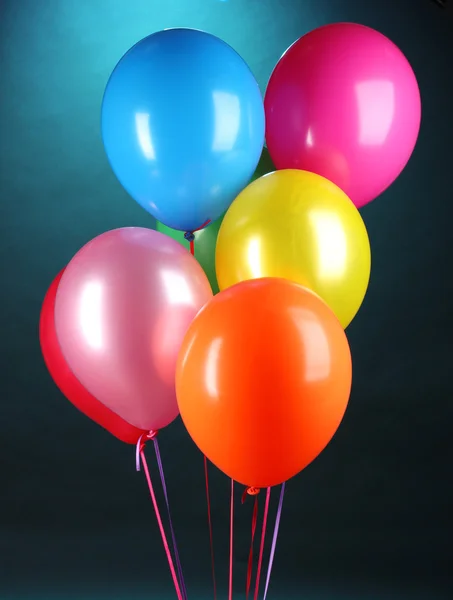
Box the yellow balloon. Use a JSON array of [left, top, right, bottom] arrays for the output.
[[216, 169, 371, 328]]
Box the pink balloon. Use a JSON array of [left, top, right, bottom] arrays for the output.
[[264, 23, 421, 208], [54, 228, 213, 432]]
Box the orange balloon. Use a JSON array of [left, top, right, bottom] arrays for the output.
[[176, 278, 352, 488]]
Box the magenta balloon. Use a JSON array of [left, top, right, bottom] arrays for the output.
[[54, 228, 213, 431], [264, 23, 421, 209]]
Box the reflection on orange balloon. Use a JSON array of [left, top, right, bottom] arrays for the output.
[[176, 278, 352, 488]]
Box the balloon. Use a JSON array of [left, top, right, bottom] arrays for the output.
[[216, 169, 371, 329], [54, 228, 213, 431], [40, 271, 146, 444], [157, 216, 223, 294], [176, 278, 352, 488], [102, 28, 265, 232], [264, 23, 421, 209], [155, 148, 276, 293], [251, 145, 275, 182]]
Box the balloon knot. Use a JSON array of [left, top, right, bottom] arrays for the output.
[[241, 486, 260, 503], [136, 430, 158, 471], [141, 429, 158, 450], [184, 231, 195, 242]]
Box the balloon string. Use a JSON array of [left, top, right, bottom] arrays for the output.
[[241, 486, 260, 597], [245, 495, 259, 599], [253, 487, 271, 600], [194, 219, 211, 231], [263, 482, 286, 600], [153, 439, 188, 600], [136, 435, 183, 600], [204, 455, 217, 600], [228, 479, 234, 600]]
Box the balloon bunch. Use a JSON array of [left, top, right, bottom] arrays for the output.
[[39, 24, 421, 600]]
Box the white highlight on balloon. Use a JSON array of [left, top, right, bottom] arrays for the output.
[[79, 281, 104, 351], [135, 112, 156, 160], [212, 91, 241, 152], [205, 337, 223, 399], [309, 210, 348, 280], [356, 80, 395, 146], [161, 269, 195, 305], [246, 236, 263, 279]]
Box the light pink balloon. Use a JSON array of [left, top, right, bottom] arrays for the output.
[[54, 227, 213, 432]]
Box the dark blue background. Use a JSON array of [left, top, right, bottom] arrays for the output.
[[1, 0, 452, 598]]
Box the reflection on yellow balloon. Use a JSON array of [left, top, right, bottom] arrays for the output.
[[215, 169, 371, 328]]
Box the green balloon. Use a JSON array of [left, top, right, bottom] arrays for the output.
[[155, 147, 275, 294], [252, 146, 275, 181], [157, 215, 223, 294]]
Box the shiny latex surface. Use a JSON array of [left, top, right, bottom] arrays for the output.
[[39, 270, 146, 444], [54, 228, 213, 431], [216, 169, 371, 329], [101, 28, 265, 232], [264, 23, 421, 209], [176, 278, 352, 488]]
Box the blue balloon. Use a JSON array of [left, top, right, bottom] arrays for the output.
[[101, 28, 265, 232]]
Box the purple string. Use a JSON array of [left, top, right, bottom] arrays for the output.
[[263, 481, 286, 600], [135, 434, 143, 472], [153, 438, 188, 600]]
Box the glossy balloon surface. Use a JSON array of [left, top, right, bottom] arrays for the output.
[[102, 28, 265, 231], [55, 228, 213, 431], [216, 169, 371, 328], [265, 23, 421, 208], [176, 278, 352, 488], [39, 271, 146, 444]]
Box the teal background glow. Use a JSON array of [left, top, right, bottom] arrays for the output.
[[1, 0, 452, 598]]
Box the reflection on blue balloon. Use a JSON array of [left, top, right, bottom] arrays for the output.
[[101, 28, 265, 231]]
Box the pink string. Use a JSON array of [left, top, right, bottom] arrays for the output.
[[253, 487, 271, 600], [228, 479, 234, 600], [137, 435, 183, 600], [154, 439, 187, 600], [204, 455, 217, 599]]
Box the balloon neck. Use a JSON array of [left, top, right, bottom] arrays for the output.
[[242, 486, 260, 503], [184, 218, 212, 242], [139, 429, 158, 452]]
